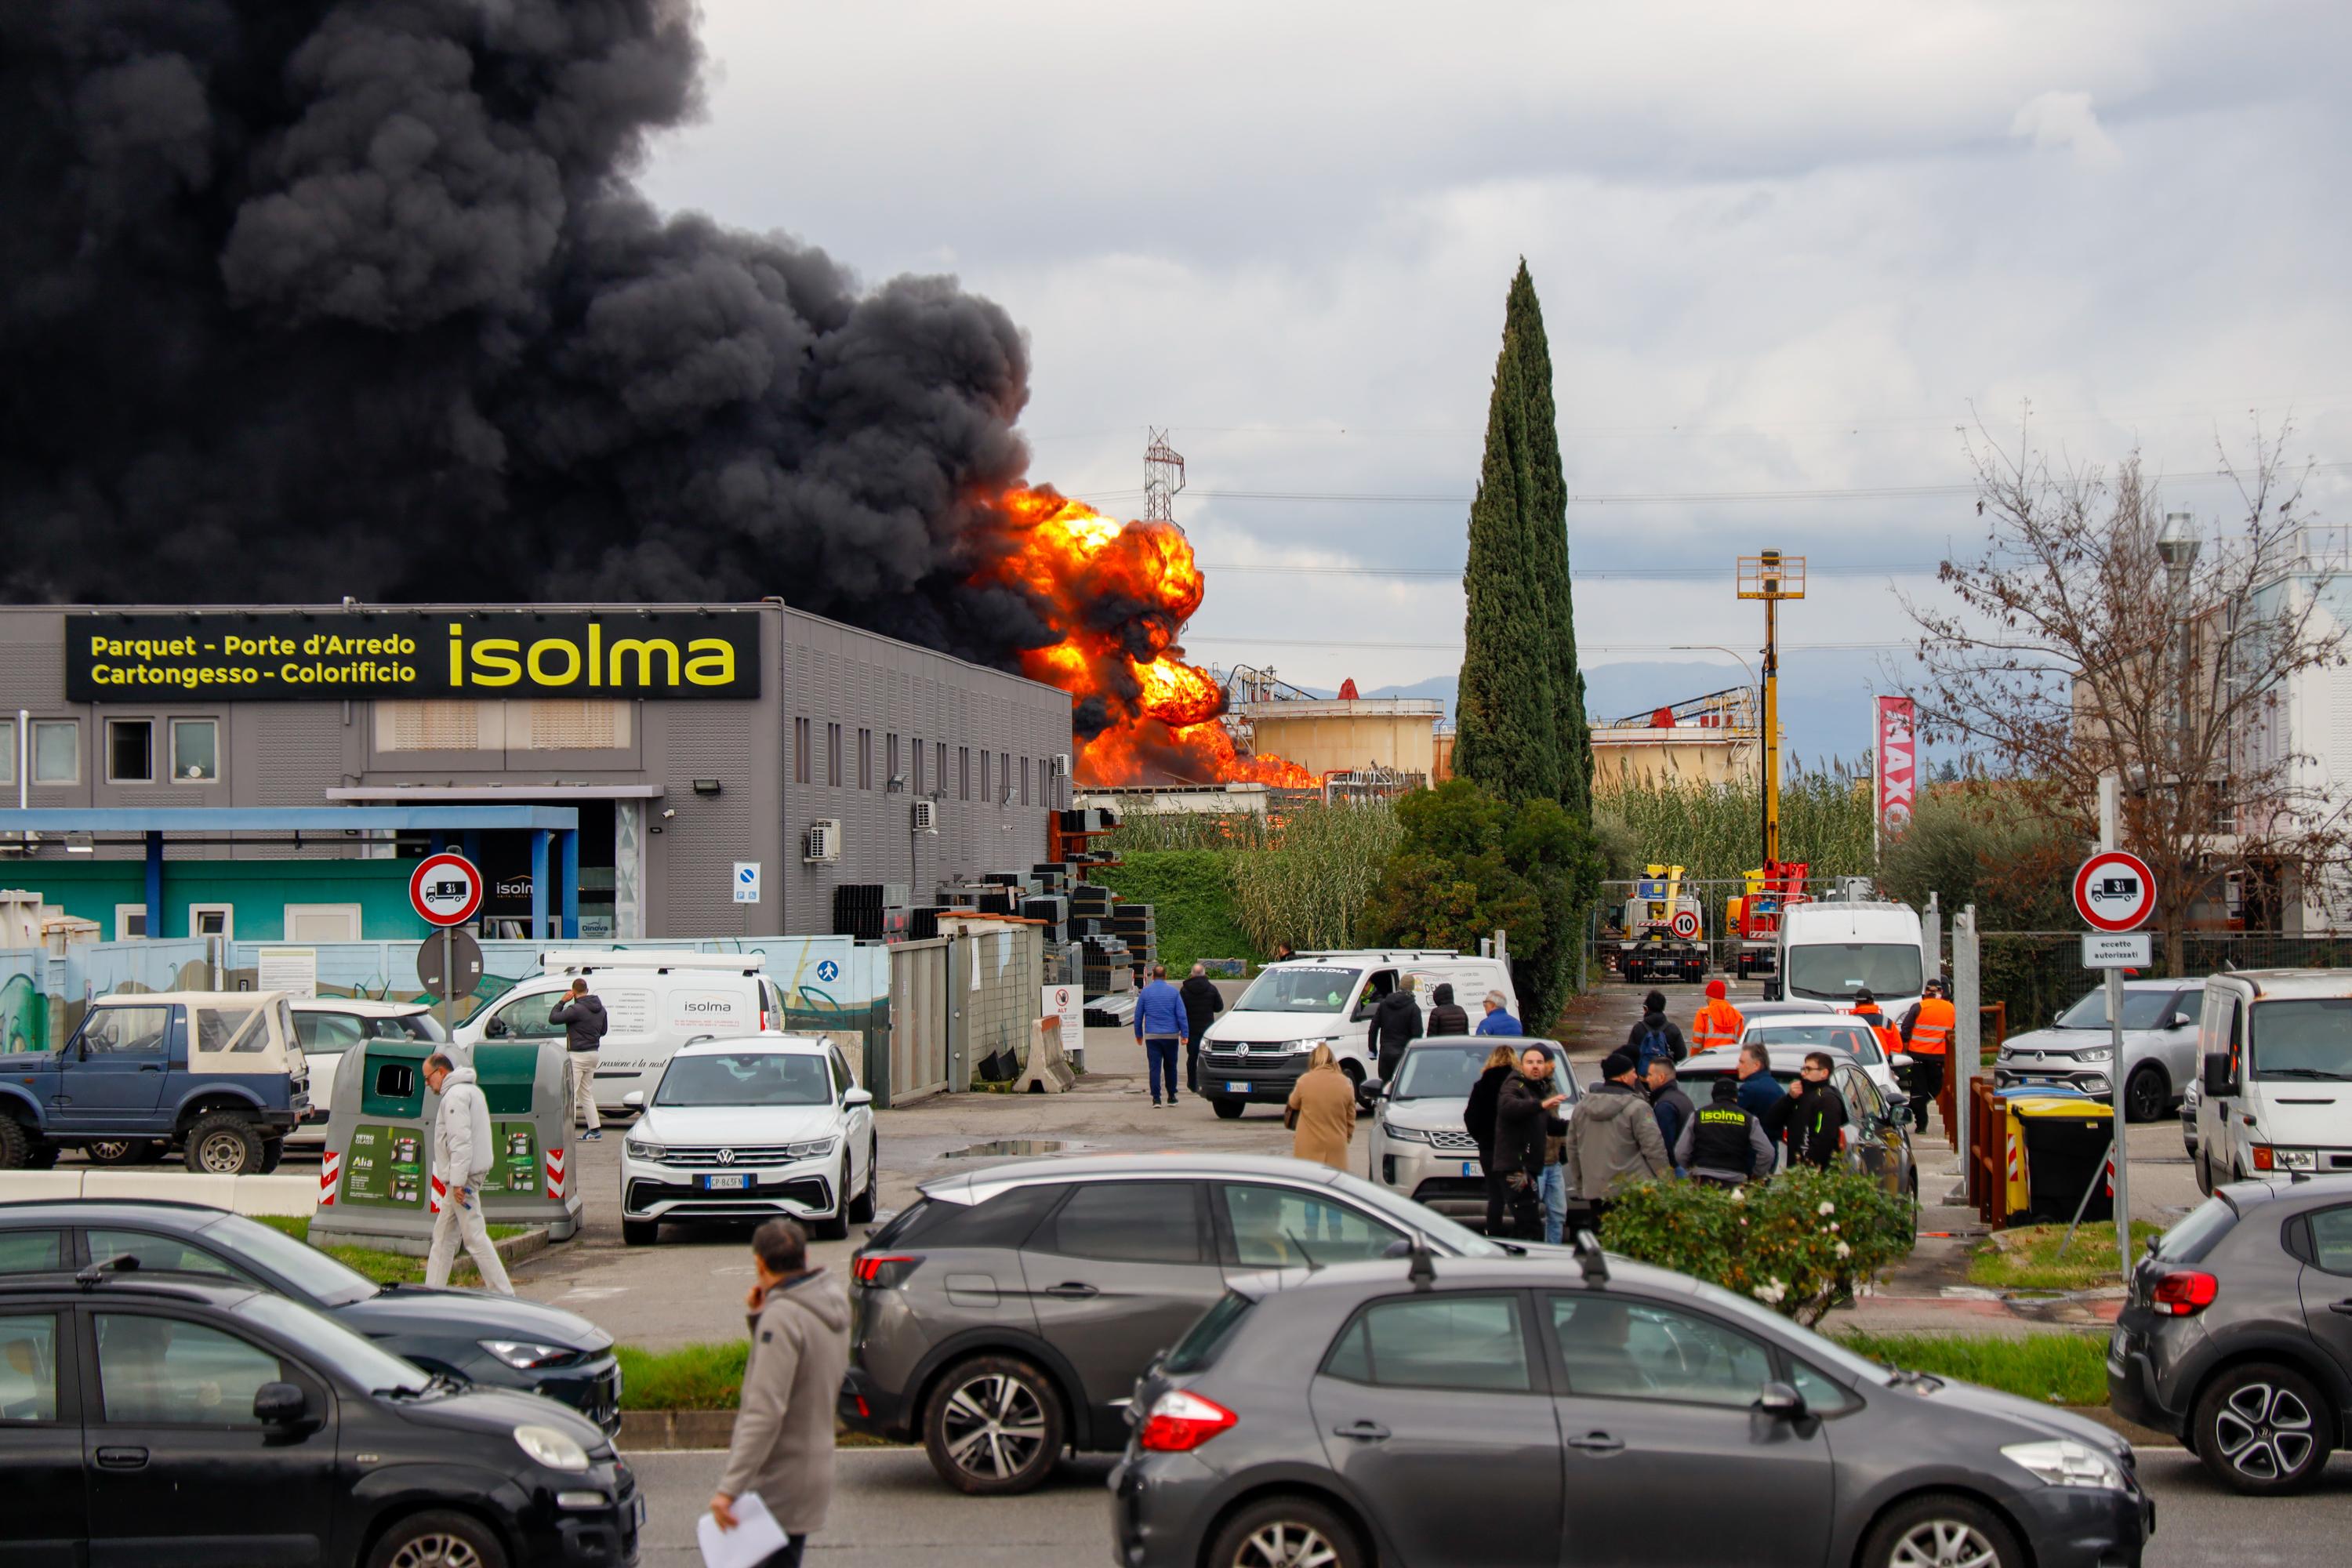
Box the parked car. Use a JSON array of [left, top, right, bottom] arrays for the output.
[[0, 1198, 622, 1432], [1675, 1044, 1918, 1202], [0, 1272, 638, 1566], [1994, 979, 2205, 1123], [0, 991, 308, 1174], [457, 949, 789, 1113], [618, 1034, 876, 1246], [1115, 1240, 2150, 1568], [1734, 1000, 1838, 1023], [1196, 950, 1519, 1119], [2109, 1173, 2352, 1493], [2182, 1073, 2202, 1160], [839, 1152, 1523, 1495], [2193, 971, 2352, 1193], [1361, 1037, 1580, 1221], [1737, 1013, 1911, 1105], [287, 998, 447, 1146]]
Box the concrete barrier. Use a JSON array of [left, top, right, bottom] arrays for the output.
[[0, 1171, 318, 1216]]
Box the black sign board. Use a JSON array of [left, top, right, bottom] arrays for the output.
[[66, 611, 761, 702]]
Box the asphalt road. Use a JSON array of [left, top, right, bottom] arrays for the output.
[[625, 1446, 2352, 1568]]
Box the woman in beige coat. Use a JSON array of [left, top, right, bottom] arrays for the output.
[[1286, 1043, 1357, 1171]]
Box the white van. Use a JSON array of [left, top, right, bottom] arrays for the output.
[[2194, 970, 2352, 1191], [453, 950, 784, 1114], [1770, 898, 1929, 1024], [1196, 949, 1517, 1119]]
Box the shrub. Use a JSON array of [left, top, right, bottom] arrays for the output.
[[1598, 1167, 1913, 1327], [1094, 849, 1257, 970]]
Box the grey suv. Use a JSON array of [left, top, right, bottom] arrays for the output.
[[839, 1152, 1520, 1494], [1115, 1244, 2151, 1568], [2109, 1172, 2352, 1493]]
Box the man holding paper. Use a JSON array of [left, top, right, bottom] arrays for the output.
[[706, 1218, 851, 1568]]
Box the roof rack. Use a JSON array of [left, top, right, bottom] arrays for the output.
[[1571, 1229, 1609, 1284]]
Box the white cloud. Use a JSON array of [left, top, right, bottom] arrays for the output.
[[2010, 89, 2124, 167]]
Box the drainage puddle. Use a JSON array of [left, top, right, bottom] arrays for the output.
[[945, 1139, 1076, 1159]]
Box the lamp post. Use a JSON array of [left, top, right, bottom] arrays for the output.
[[2156, 514, 2201, 764]]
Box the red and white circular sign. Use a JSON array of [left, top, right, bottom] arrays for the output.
[[2073, 851, 2155, 933], [1670, 910, 1701, 938], [409, 852, 485, 928]]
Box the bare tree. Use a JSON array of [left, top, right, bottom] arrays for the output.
[[1901, 416, 2350, 966]]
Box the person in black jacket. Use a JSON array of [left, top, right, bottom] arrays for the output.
[[1492, 1045, 1570, 1240], [1644, 1057, 1696, 1164], [1676, 1077, 1777, 1186], [1463, 1045, 1519, 1236], [1764, 1051, 1850, 1171], [1622, 990, 1688, 1064], [1424, 982, 1471, 1037], [1369, 978, 1425, 1081], [1178, 964, 1224, 1093]]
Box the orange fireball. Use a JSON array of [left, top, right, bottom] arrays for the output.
[[973, 487, 1315, 789]]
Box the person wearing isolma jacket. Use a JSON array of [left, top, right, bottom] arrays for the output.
[[422, 1052, 514, 1294]]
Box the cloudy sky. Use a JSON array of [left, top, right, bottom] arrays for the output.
[[641, 2, 2352, 739]]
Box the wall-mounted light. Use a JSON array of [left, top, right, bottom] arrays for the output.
[[692, 779, 722, 797], [64, 832, 93, 854]]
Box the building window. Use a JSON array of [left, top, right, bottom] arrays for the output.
[[979, 750, 991, 804], [169, 719, 218, 783], [999, 752, 1011, 804], [959, 746, 970, 800], [935, 742, 947, 798], [188, 906, 233, 941], [887, 733, 900, 789], [107, 720, 153, 783], [0, 720, 11, 786], [114, 905, 149, 941], [284, 904, 361, 942], [827, 724, 843, 787], [858, 728, 873, 790], [913, 735, 925, 795], [794, 717, 811, 784], [1021, 756, 1032, 806], [31, 720, 78, 785]]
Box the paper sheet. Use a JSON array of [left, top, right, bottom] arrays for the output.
[[696, 1490, 789, 1568]]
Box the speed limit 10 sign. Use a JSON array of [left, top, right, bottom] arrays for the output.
[[1670, 909, 1701, 938], [409, 852, 484, 927], [2073, 850, 2156, 933]]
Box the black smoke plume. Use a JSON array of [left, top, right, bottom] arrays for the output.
[[1, 0, 1063, 668]]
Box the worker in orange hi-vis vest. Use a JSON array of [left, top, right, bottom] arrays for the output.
[[1847, 989, 1904, 1058], [1897, 978, 1957, 1134], [1690, 978, 1745, 1054]]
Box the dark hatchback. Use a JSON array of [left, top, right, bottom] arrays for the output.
[[0, 1272, 637, 1568], [2109, 1174, 2352, 1492], [0, 1200, 622, 1433], [1115, 1247, 2150, 1568]]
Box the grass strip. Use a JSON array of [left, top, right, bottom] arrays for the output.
[[1968, 1221, 2163, 1292], [254, 1213, 525, 1288], [616, 1341, 750, 1410], [1835, 1330, 2111, 1406]]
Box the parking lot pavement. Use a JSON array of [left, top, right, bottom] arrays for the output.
[[622, 1445, 2352, 1567]]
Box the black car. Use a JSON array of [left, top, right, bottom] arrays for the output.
[[2109, 1173, 2352, 1493], [0, 1200, 622, 1433], [0, 1272, 637, 1567], [1116, 1241, 2151, 1568]]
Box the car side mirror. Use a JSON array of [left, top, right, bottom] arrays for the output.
[[1762, 980, 1783, 1001], [1382, 1237, 1417, 1258], [1754, 1381, 1806, 1419], [1889, 1052, 1913, 1069], [622, 1090, 644, 1109], [2168, 1013, 2192, 1030], [253, 1381, 310, 1426], [2202, 1051, 2237, 1098], [484, 1018, 510, 1040], [844, 1087, 874, 1109], [1356, 1076, 1385, 1107]]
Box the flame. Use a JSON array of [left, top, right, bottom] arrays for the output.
[[975, 487, 1316, 788]]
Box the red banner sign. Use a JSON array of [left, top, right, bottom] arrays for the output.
[[1875, 696, 1917, 837]]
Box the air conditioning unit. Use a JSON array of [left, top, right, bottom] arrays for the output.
[[802, 819, 840, 863], [911, 799, 939, 835]]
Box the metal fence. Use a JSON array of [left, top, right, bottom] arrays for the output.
[[1977, 932, 2352, 1033]]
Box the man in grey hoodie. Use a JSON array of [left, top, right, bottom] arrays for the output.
[[422, 1052, 514, 1294], [710, 1218, 851, 1568], [1563, 1049, 1673, 1218]]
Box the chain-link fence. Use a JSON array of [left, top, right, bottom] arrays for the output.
[[1979, 932, 2352, 1033], [1592, 877, 1787, 980]]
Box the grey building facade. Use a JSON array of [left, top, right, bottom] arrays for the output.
[[0, 601, 1071, 938]]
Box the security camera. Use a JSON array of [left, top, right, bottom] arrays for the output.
[[661, 808, 677, 819]]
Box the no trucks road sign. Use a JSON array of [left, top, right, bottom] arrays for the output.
[[2073, 850, 2155, 934], [409, 852, 485, 928]]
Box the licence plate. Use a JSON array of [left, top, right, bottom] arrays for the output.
[[633, 1494, 647, 1527], [1227, 1081, 1251, 1093], [699, 1173, 751, 1191], [1461, 1162, 1479, 1177]]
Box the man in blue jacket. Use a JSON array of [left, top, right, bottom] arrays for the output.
[[1733, 1040, 1786, 1123], [1475, 989, 1524, 1036], [1133, 964, 1188, 1108]]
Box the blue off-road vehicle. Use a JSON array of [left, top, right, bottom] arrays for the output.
[[0, 991, 310, 1174]]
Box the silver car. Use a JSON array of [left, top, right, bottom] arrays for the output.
[[1362, 1037, 1580, 1222], [1994, 979, 2204, 1123]]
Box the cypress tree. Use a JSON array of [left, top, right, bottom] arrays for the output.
[[1502, 262, 1592, 817], [1451, 283, 1563, 803]]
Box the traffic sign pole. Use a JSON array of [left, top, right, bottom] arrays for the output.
[[441, 927, 456, 1040], [2100, 774, 2131, 1283]]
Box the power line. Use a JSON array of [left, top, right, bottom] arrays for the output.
[[1198, 561, 1944, 581], [1181, 635, 1911, 654]]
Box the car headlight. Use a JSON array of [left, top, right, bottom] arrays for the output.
[[1286, 1039, 1325, 1055], [782, 1137, 838, 1160], [1381, 1121, 1432, 1144], [623, 1137, 666, 1160], [2001, 1438, 2126, 1492], [2075, 1047, 2113, 1063], [514, 1422, 592, 1472], [481, 1339, 579, 1370]]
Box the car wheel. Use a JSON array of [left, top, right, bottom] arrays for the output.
[[1207, 1495, 1365, 1568], [2125, 1065, 2168, 1123], [1210, 1098, 1244, 1120], [85, 1138, 165, 1166], [847, 1137, 879, 1224], [1860, 1491, 2026, 1568], [621, 1218, 659, 1247], [814, 1160, 852, 1240], [921, 1354, 1065, 1495], [184, 1112, 265, 1174], [0, 1116, 31, 1171], [257, 1138, 286, 1174], [2194, 1362, 2336, 1494], [365, 1508, 510, 1568]]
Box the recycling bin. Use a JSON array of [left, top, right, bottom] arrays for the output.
[[1997, 1088, 2115, 1227], [311, 1036, 582, 1251]]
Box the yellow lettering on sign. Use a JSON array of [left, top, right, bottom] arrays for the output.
[[685, 638, 736, 687], [526, 638, 582, 686], [606, 637, 679, 687], [470, 638, 522, 687], [449, 623, 465, 687]]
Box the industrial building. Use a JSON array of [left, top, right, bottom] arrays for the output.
[[0, 601, 1073, 941], [1590, 686, 1764, 789]]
